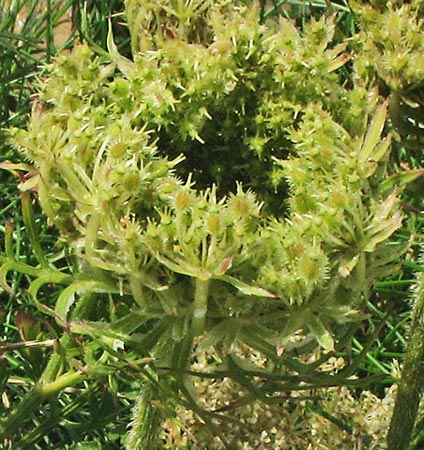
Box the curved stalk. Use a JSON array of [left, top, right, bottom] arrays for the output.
[[21, 184, 49, 269], [0, 371, 83, 441]]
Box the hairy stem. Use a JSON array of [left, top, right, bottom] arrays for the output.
[[126, 382, 163, 450], [387, 274, 424, 450]]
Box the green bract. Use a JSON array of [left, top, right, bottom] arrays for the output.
[[11, 1, 403, 362]]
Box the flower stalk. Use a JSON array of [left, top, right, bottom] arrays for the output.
[[192, 278, 211, 336]]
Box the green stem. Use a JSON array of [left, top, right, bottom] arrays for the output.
[[387, 275, 424, 450], [192, 278, 210, 336], [21, 191, 49, 268], [0, 371, 83, 441], [85, 212, 100, 262], [126, 381, 163, 450], [4, 222, 14, 259]]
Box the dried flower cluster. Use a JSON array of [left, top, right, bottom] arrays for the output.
[[159, 348, 398, 449]]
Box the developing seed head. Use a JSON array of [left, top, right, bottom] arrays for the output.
[[174, 189, 196, 212], [227, 185, 262, 220], [206, 214, 221, 235], [110, 143, 127, 159]]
